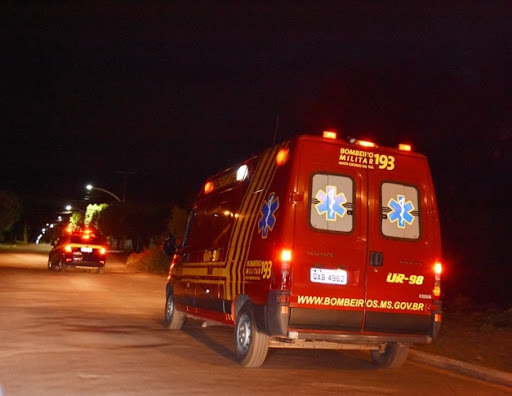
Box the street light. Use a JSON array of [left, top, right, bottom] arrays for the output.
[[86, 184, 122, 202], [65, 205, 85, 213]]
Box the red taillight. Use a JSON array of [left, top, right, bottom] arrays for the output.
[[64, 245, 72, 253], [99, 247, 107, 255], [433, 261, 442, 298], [281, 249, 292, 262], [271, 248, 293, 290]]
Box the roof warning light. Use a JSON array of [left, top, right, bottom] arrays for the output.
[[322, 131, 337, 140]]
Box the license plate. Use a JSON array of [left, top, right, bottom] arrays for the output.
[[81, 247, 93, 253], [310, 268, 347, 285]]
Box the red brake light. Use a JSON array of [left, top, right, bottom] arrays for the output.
[[434, 262, 442, 275], [64, 245, 72, 253], [281, 249, 292, 262], [100, 247, 107, 255], [271, 248, 293, 290], [433, 261, 442, 298]]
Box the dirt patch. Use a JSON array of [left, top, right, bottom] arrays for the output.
[[413, 310, 512, 373]]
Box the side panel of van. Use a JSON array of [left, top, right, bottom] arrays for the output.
[[172, 144, 287, 324]]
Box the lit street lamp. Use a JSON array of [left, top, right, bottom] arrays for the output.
[[65, 205, 85, 213], [86, 184, 122, 202]]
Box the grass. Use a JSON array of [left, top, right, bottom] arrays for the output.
[[414, 296, 512, 372]]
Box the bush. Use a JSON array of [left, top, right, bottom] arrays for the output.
[[444, 294, 471, 313], [126, 245, 171, 274], [481, 308, 512, 330]]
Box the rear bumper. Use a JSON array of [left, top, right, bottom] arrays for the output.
[[65, 258, 105, 268], [283, 331, 432, 345], [264, 290, 440, 346]]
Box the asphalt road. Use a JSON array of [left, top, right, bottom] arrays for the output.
[[0, 246, 510, 395]]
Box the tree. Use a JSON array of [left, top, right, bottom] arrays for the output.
[[97, 201, 172, 252], [0, 191, 23, 242], [68, 212, 85, 231], [85, 203, 108, 230]]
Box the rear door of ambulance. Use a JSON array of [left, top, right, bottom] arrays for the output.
[[288, 136, 368, 332], [364, 148, 439, 336], [289, 136, 439, 336]]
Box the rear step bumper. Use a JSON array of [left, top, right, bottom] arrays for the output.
[[269, 332, 431, 350]]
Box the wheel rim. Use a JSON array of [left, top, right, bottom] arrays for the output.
[[236, 313, 251, 355], [166, 295, 174, 321]]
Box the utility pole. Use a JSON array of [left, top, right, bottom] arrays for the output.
[[116, 170, 136, 201], [272, 115, 280, 145]]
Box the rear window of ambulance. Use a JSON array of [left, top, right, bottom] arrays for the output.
[[309, 173, 354, 233], [381, 182, 421, 240]]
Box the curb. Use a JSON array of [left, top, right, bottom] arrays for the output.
[[408, 350, 512, 388]]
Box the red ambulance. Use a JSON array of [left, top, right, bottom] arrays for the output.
[[164, 132, 442, 368]]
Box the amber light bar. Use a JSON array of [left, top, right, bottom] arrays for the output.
[[322, 131, 337, 139], [276, 148, 289, 166], [356, 140, 376, 148]]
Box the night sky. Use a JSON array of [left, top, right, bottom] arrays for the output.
[[2, 3, 512, 302]]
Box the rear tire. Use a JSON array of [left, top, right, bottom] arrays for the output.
[[370, 342, 409, 368], [59, 259, 67, 272], [97, 266, 104, 274], [164, 290, 185, 329], [235, 302, 269, 368], [48, 260, 53, 270]]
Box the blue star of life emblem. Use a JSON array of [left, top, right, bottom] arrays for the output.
[[388, 194, 415, 228], [315, 185, 347, 221], [258, 193, 279, 238]]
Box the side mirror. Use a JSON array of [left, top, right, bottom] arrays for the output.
[[163, 235, 177, 257]]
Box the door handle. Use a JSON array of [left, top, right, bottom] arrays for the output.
[[370, 251, 383, 267]]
